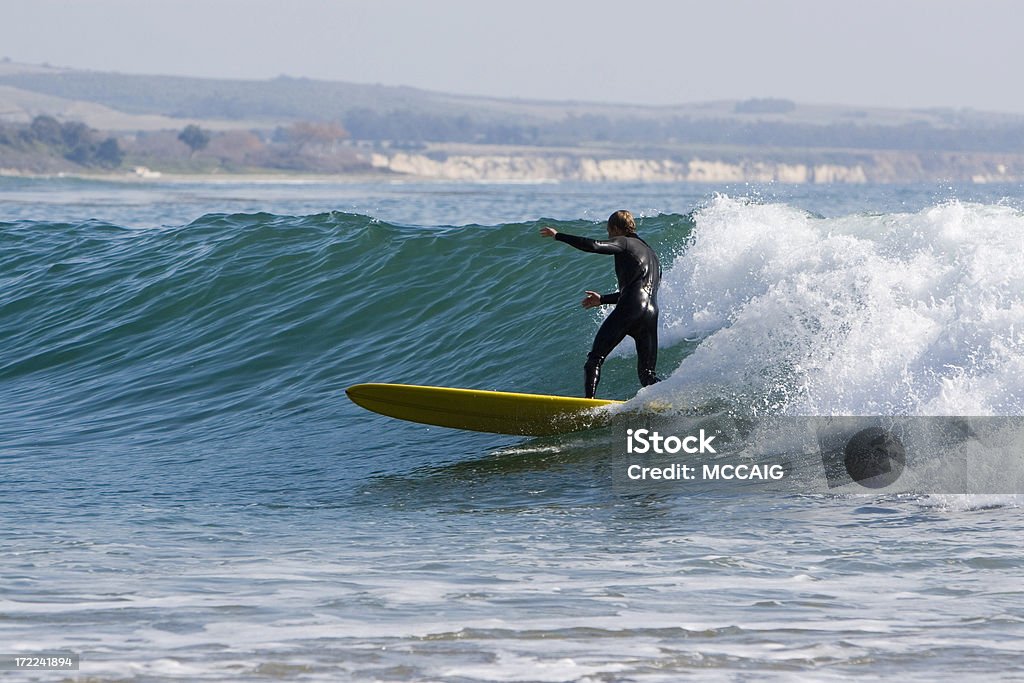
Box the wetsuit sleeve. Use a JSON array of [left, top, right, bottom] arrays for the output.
[[600, 292, 620, 305], [554, 232, 626, 254]]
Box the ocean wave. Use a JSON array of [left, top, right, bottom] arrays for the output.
[[6, 200, 1023, 453], [0, 211, 691, 447]]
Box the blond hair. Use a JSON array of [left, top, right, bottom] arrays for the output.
[[608, 210, 636, 235]]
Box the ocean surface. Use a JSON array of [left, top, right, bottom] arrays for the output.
[[3, 176, 1024, 681]]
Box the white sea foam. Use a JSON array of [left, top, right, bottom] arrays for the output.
[[653, 195, 1024, 417]]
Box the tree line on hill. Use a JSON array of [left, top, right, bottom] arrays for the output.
[[0, 116, 370, 173], [0, 115, 123, 168], [131, 120, 367, 173]]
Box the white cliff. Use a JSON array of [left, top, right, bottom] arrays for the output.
[[370, 151, 878, 184]]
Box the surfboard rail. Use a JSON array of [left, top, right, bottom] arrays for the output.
[[346, 383, 623, 436]]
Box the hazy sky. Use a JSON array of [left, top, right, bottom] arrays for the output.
[[4, 0, 1023, 112]]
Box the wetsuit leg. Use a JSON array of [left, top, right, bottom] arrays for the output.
[[584, 308, 631, 398], [632, 309, 661, 387]]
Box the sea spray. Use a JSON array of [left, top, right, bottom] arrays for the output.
[[651, 195, 1024, 417]]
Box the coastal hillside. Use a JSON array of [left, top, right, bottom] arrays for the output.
[[2, 60, 1024, 182]]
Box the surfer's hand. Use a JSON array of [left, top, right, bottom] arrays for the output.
[[539, 227, 558, 238], [582, 291, 602, 308]]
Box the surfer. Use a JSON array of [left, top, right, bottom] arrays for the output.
[[540, 210, 662, 398]]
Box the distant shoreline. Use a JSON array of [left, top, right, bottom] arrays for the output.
[[3, 141, 1024, 186]]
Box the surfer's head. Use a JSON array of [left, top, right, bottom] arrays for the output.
[[607, 210, 636, 237]]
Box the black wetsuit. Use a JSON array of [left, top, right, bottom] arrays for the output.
[[555, 232, 662, 398]]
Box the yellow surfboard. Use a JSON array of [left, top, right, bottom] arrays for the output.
[[346, 383, 623, 436]]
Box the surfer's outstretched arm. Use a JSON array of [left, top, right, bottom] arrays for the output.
[[542, 228, 621, 307], [540, 226, 627, 255], [559, 233, 627, 255]]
